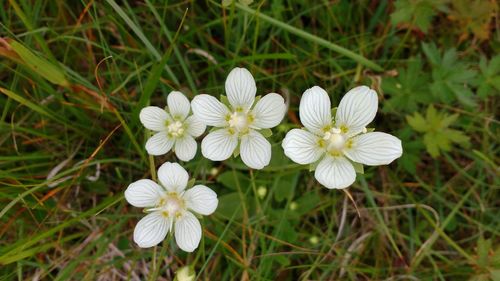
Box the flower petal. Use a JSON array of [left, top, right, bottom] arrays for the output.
[[335, 86, 378, 136], [201, 129, 238, 161], [251, 93, 286, 129], [225, 67, 256, 110], [133, 211, 170, 248], [174, 211, 202, 252], [145, 132, 174, 156], [191, 94, 230, 127], [167, 91, 191, 120], [185, 115, 206, 137], [314, 156, 356, 189], [158, 162, 189, 192], [125, 179, 164, 207], [174, 135, 197, 162], [282, 128, 324, 164], [183, 185, 218, 215], [140, 106, 170, 131], [299, 86, 332, 134], [344, 132, 402, 166], [240, 130, 271, 169]]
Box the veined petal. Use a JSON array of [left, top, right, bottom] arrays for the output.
[[191, 94, 230, 127], [183, 185, 218, 215], [314, 156, 356, 189], [240, 130, 271, 169], [133, 212, 170, 248], [344, 132, 402, 166], [174, 211, 202, 252], [167, 91, 191, 120], [158, 162, 189, 193], [185, 116, 206, 137], [299, 86, 332, 134], [335, 86, 378, 136], [174, 135, 197, 162], [225, 67, 256, 110], [201, 129, 238, 161], [125, 179, 164, 207], [251, 93, 286, 129], [145, 132, 174, 156], [282, 128, 324, 164], [140, 106, 170, 131]]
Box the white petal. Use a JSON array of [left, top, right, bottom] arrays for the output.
[[125, 179, 164, 208], [240, 130, 271, 169], [314, 156, 356, 189], [299, 86, 332, 134], [167, 91, 191, 120], [225, 67, 256, 110], [191, 94, 230, 127], [201, 129, 238, 161], [282, 128, 324, 165], [183, 185, 218, 215], [185, 115, 206, 137], [133, 212, 170, 248], [140, 106, 170, 131], [174, 135, 197, 162], [251, 93, 286, 129], [344, 132, 402, 166], [335, 86, 378, 136], [145, 132, 174, 156], [174, 211, 202, 252], [157, 162, 189, 192]]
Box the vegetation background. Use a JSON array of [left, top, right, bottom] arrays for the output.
[[0, 0, 499, 280]]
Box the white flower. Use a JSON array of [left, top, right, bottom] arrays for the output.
[[282, 86, 402, 189], [139, 91, 206, 161], [124, 162, 218, 252], [191, 67, 286, 169]]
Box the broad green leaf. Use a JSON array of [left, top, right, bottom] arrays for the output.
[[217, 171, 250, 191], [273, 172, 299, 202]]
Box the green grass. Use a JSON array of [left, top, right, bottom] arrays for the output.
[[1, 0, 499, 280]]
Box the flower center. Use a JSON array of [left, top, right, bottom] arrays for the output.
[[167, 121, 185, 137], [158, 193, 185, 218], [228, 112, 250, 133], [323, 128, 346, 152]]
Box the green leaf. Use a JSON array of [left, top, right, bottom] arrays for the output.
[[217, 171, 250, 191], [423, 42, 477, 106], [9, 40, 69, 87], [186, 178, 196, 189], [409, 105, 470, 158], [216, 193, 254, 220], [220, 95, 231, 108], [233, 143, 240, 157], [273, 172, 299, 202], [391, 0, 443, 33], [406, 113, 427, 132], [477, 236, 491, 268], [476, 54, 500, 98], [260, 128, 273, 137], [351, 161, 364, 174], [382, 57, 433, 113]]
